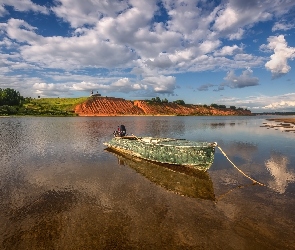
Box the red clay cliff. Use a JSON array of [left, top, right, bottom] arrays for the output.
[[74, 97, 252, 116]]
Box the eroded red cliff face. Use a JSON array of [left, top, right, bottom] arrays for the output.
[[74, 97, 145, 116], [74, 97, 252, 116]]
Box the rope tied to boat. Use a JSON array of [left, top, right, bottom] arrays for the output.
[[217, 145, 266, 187]]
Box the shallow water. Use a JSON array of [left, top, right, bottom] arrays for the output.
[[0, 116, 294, 249]]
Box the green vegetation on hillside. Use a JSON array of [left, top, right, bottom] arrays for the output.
[[20, 97, 88, 116], [144, 97, 247, 110], [145, 97, 186, 105], [0, 88, 88, 116]]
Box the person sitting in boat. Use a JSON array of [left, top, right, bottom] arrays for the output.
[[113, 125, 126, 137], [119, 124, 126, 137]]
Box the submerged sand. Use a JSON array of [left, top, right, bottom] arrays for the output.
[[260, 117, 295, 132], [266, 118, 295, 124]]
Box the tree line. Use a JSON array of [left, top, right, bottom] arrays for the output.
[[210, 103, 246, 110], [0, 88, 24, 106], [146, 97, 246, 110], [146, 97, 185, 105], [0, 88, 25, 115]]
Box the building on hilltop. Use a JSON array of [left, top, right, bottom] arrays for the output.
[[90, 90, 101, 97]]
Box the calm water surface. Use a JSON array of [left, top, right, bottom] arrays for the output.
[[0, 116, 294, 250]]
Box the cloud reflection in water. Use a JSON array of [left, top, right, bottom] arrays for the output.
[[265, 154, 295, 194]]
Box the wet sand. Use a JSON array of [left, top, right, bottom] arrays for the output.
[[265, 118, 295, 124], [260, 117, 295, 132]]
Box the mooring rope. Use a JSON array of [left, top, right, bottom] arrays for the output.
[[217, 145, 266, 187]]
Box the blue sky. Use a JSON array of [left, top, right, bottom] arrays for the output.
[[1, 0, 295, 112]]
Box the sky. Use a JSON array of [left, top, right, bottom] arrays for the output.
[[1, 0, 295, 112]]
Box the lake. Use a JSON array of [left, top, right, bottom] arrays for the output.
[[0, 116, 294, 250]]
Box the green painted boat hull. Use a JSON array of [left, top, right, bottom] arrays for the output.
[[104, 136, 217, 171]]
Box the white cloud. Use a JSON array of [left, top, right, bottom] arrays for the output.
[[211, 0, 290, 39], [197, 84, 215, 91], [228, 28, 244, 40], [142, 75, 176, 94], [79, 71, 174, 96], [0, 4, 8, 17], [223, 68, 259, 88], [263, 100, 295, 110], [2, 0, 287, 77], [32, 82, 71, 96], [218, 92, 295, 112], [264, 35, 295, 78], [214, 6, 239, 32], [6, 18, 40, 44], [71, 81, 100, 91], [163, 0, 203, 35], [272, 21, 295, 31], [4, 18, 137, 70], [214, 44, 243, 56], [1, 0, 295, 103], [0, 37, 18, 50], [72, 78, 147, 95], [199, 40, 221, 54], [145, 54, 173, 69], [109, 78, 146, 93], [51, 0, 130, 28], [1, 0, 49, 14]]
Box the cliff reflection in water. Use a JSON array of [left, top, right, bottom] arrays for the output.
[[105, 148, 215, 201]]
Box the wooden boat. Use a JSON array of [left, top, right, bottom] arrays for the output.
[[103, 136, 217, 171], [105, 148, 215, 200]]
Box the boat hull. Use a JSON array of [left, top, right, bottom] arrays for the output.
[[104, 137, 217, 171]]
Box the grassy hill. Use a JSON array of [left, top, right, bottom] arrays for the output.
[[20, 97, 88, 116]]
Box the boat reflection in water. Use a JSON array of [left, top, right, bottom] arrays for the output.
[[105, 148, 215, 201]]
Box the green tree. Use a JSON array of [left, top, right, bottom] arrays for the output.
[[0, 88, 23, 106], [210, 103, 219, 108], [173, 100, 185, 105], [151, 97, 161, 103]]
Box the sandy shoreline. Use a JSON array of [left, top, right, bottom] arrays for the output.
[[260, 117, 295, 132], [266, 118, 295, 124]]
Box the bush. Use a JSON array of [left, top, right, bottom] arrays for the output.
[[210, 103, 219, 108], [173, 100, 185, 105]]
